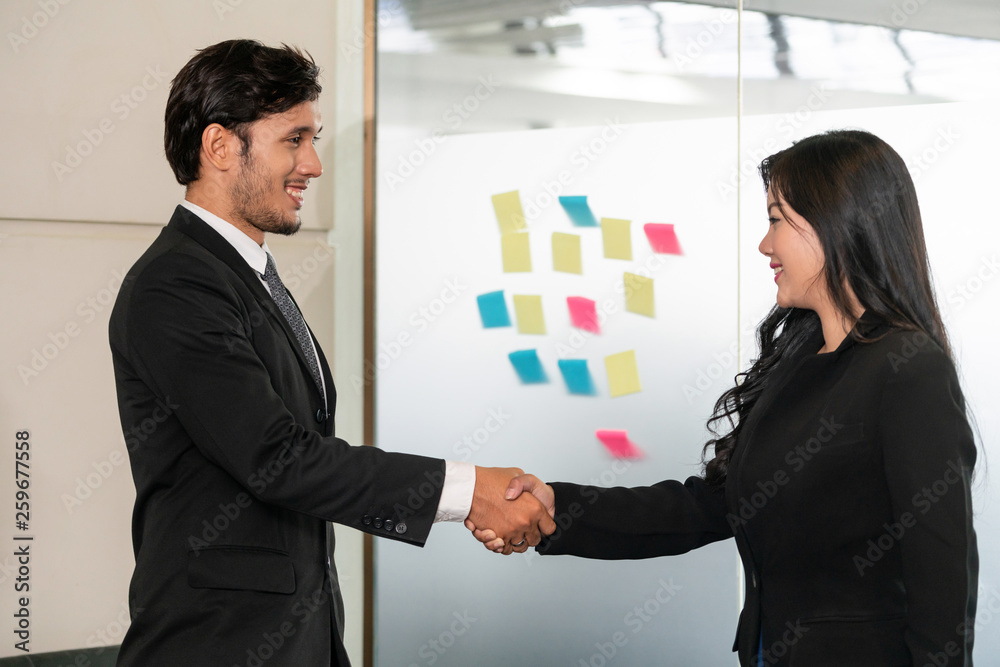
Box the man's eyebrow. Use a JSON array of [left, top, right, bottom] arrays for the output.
[[288, 124, 322, 135]]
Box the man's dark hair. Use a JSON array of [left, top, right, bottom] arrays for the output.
[[164, 39, 322, 185]]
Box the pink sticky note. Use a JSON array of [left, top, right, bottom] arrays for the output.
[[567, 296, 600, 334], [644, 223, 682, 255], [596, 430, 644, 459]]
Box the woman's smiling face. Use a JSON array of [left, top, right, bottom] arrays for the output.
[[759, 186, 828, 312]]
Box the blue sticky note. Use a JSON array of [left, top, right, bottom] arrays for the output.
[[477, 290, 511, 328], [509, 350, 547, 384], [558, 359, 596, 395], [559, 196, 599, 227]]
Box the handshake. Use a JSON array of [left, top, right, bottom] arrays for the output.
[[465, 467, 557, 555]]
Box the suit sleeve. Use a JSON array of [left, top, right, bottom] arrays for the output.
[[122, 252, 444, 545], [537, 475, 732, 559], [878, 342, 977, 663]]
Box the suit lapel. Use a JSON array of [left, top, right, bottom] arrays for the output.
[[168, 205, 326, 404]]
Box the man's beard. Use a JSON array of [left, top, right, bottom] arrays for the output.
[[231, 149, 301, 238]]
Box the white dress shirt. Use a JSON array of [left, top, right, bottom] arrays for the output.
[[179, 200, 475, 523]]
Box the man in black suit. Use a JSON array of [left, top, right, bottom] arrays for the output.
[[108, 40, 553, 666]]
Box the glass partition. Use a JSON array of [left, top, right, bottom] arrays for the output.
[[374, 1, 999, 664]]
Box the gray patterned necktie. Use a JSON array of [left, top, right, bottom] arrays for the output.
[[262, 253, 326, 404]]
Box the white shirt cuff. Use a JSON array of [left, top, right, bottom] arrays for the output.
[[434, 461, 476, 523]]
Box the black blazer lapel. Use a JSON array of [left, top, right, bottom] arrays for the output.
[[168, 205, 325, 405]]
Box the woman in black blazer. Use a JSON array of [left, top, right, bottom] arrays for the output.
[[468, 130, 978, 666]]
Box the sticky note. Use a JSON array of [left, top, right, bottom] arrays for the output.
[[501, 233, 532, 272], [558, 359, 596, 395], [509, 349, 547, 384], [601, 218, 632, 260], [513, 294, 546, 334], [644, 223, 683, 255], [552, 232, 582, 274], [492, 191, 527, 234], [567, 296, 600, 334], [476, 291, 510, 328], [596, 430, 644, 459], [559, 196, 599, 227], [605, 350, 641, 397], [624, 273, 655, 317]]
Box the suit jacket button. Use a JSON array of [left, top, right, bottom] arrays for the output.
[[315, 409, 327, 423], [395, 522, 407, 535], [384, 519, 394, 531], [374, 518, 384, 529], [362, 515, 372, 526]]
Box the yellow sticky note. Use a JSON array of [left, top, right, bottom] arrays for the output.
[[552, 232, 582, 274], [601, 218, 632, 260], [492, 191, 527, 234], [624, 272, 655, 317], [605, 350, 641, 397], [513, 295, 546, 334], [501, 233, 532, 272]]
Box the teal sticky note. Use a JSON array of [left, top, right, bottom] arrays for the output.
[[477, 290, 510, 328], [559, 196, 599, 227], [558, 359, 596, 395], [509, 350, 547, 384]]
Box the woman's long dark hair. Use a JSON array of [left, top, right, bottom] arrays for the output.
[[702, 129, 950, 485]]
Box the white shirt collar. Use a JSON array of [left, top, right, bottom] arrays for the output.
[[179, 200, 273, 277]]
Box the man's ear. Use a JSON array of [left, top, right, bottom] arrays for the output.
[[199, 123, 242, 175]]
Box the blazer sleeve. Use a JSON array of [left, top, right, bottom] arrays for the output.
[[537, 475, 732, 559], [878, 342, 977, 663], [121, 251, 444, 545]]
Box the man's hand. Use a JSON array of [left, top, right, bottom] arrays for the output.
[[466, 467, 556, 555], [465, 473, 556, 554]]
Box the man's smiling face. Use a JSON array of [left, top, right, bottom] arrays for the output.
[[230, 100, 323, 239]]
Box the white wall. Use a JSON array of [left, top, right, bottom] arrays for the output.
[[0, 0, 369, 659]]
